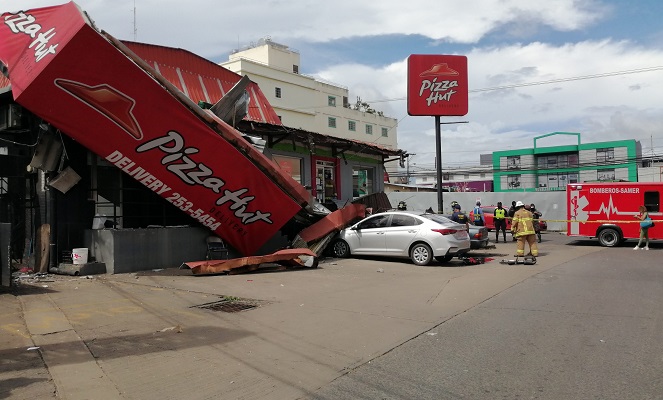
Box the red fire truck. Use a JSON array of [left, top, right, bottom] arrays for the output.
[[567, 182, 662, 246]]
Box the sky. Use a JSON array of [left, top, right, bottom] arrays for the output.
[[4, 0, 663, 173]]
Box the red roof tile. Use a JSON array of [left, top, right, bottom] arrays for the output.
[[122, 41, 282, 125]]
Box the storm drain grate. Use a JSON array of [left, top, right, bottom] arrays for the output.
[[194, 298, 261, 313]]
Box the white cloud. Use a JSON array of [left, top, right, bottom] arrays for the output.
[[315, 39, 663, 166], [5, 0, 604, 55], [5, 0, 662, 169]]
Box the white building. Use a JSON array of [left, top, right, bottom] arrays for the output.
[[220, 38, 399, 151]]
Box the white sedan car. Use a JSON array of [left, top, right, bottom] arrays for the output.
[[331, 211, 471, 266]]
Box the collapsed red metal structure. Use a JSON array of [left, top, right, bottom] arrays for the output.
[[0, 2, 374, 270], [0, 2, 313, 256]]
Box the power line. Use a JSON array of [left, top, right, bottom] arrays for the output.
[[392, 152, 663, 177], [367, 65, 663, 104]]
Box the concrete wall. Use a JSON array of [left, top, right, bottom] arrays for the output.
[[85, 226, 209, 274], [387, 191, 567, 231]]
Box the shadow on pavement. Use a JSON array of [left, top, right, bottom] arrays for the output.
[[0, 325, 251, 372], [0, 377, 51, 400]]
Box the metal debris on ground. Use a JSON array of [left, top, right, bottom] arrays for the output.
[[500, 255, 537, 265], [459, 256, 493, 265], [183, 248, 318, 275]]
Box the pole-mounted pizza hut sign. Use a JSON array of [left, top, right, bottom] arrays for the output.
[[407, 54, 468, 213], [407, 54, 468, 116]]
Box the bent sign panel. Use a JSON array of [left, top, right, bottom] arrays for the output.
[[0, 2, 308, 255]]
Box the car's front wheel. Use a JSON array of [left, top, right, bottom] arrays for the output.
[[332, 240, 351, 257], [410, 243, 433, 266]]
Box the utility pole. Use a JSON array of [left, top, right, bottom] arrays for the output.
[[133, 0, 137, 41], [406, 153, 416, 185]]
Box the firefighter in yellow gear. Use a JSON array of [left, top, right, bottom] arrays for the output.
[[511, 201, 538, 257]]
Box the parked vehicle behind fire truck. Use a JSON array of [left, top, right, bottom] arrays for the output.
[[567, 182, 661, 246]]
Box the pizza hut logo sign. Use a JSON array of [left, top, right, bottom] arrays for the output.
[[418, 64, 459, 105], [407, 55, 468, 117], [4, 11, 59, 62]]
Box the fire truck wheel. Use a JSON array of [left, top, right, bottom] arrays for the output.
[[598, 228, 621, 247]]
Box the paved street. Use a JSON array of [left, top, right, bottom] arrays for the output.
[[1, 233, 661, 399]]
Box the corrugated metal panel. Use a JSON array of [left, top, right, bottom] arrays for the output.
[[123, 41, 282, 125], [0, 76, 9, 92]]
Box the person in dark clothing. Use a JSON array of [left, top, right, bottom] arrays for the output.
[[472, 201, 485, 226], [530, 204, 543, 243], [493, 201, 508, 242], [508, 201, 517, 241], [450, 203, 469, 230]]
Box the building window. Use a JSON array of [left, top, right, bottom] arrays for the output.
[[568, 154, 579, 167], [293, 65, 299, 74], [348, 120, 356, 131], [480, 173, 486, 178], [0, 177, 7, 194], [507, 155, 521, 169], [275, 87, 282, 98], [597, 148, 614, 163], [328, 117, 336, 128], [463, 174, 470, 179], [537, 153, 579, 169], [558, 154, 568, 168], [381, 127, 388, 137], [365, 124, 373, 135], [537, 156, 546, 169], [598, 169, 615, 181], [328, 96, 336, 107], [272, 155, 303, 184], [507, 175, 521, 189]]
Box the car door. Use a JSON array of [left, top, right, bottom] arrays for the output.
[[383, 214, 422, 256], [482, 207, 495, 230], [348, 214, 390, 255]]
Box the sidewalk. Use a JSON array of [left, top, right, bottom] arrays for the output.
[[1, 233, 601, 399]]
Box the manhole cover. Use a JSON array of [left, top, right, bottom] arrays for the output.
[[194, 298, 260, 313]]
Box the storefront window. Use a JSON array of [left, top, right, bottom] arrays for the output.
[[272, 155, 303, 184], [316, 160, 336, 203]]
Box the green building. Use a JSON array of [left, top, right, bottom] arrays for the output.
[[492, 132, 640, 192]]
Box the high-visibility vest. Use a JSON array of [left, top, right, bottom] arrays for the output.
[[473, 207, 482, 221], [494, 208, 506, 219]]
